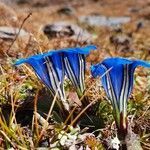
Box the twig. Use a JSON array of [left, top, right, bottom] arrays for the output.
[[0, 130, 16, 148], [7, 13, 32, 53], [64, 67, 112, 125], [70, 99, 97, 126], [38, 88, 59, 141], [34, 90, 40, 140]]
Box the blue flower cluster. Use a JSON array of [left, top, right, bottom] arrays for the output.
[[15, 45, 97, 110], [15, 45, 150, 139]]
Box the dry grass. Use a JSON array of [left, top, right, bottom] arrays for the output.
[[0, 0, 150, 149]]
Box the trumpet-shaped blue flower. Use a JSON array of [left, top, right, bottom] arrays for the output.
[[62, 45, 97, 97], [91, 57, 150, 139], [15, 45, 96, 110], [15, 52, 69, 110]]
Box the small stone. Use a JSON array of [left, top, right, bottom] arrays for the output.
[[16, 0, 30, 4], [79, 14, 131, 27], [43, 21, 92, 43], [0, 26, 38, 59], [36, 148, 49, 150], [111, 136, 120, 150], [126, 133, 143, 150], [110, 34, 131, 46], [129, 7, 140, 13], [57, 6, 75, 16], [0, 26, 29, 40]]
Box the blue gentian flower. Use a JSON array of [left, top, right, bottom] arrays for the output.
[[15, 52, 69, 110], [91, 57, 150, 139], [15, 45, 96, 110], [62, 45, 97, 97]]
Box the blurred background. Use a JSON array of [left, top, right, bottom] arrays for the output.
[[0, 1, 150, 149], [0, 0, 150, 62]]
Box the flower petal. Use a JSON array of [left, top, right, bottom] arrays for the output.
[[91, 57, 150, 110], [15, 52, 69, 110], [64, 53, 85, 94], [91, 57, 150, 137], [62, 45, 97, 54], [63, 45, 96, 95], [15, 55, 52, 89]]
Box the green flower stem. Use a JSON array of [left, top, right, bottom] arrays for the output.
[[113, 108, 128, 150]]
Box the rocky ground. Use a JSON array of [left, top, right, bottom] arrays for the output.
[[0, 0, 150, 149], [0, 0, 150, 60]]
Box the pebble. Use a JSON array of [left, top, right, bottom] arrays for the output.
[[57, 6, 75, 16], [0, 26, 29, 40], [79, 14, 131, 27], [43, 21, 92, 43]]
